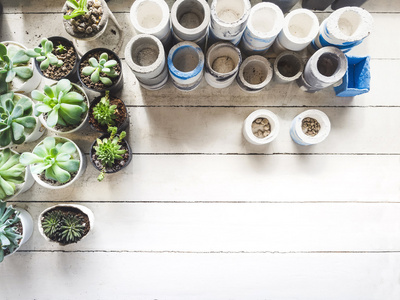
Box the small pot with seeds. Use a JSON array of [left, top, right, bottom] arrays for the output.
[[243, 109, 280, 145]]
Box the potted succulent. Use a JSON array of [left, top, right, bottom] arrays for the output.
[[30, 37, 79, 82], [19, 136, 87, 189], [0, 92, 44, 148], [31, 78, 89, 134], [78, 48, 123, 93], [0, 201, 33, 262], [62, 0, 109, 40], [0, 41, 41, 94], [0, 148, 35, 201], [38, 204, 94, 245], [88, 90, 129, 133], [90, 127, 132, 181]]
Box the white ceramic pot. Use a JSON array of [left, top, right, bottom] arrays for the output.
[[30, 137, 87, 190], [243, 109, 280, 145], [5, 207, 33, 258], [273, 9, 319, 53], [273, 51, 304, 84], [241, 2, 284, 56], [236, 55, 273, 93], [38, 204, 94, 245], [205, 42, 242, 89], [168, 41, 205, 91], [290, 109, 331, 146], [1, 41, 42, 94]]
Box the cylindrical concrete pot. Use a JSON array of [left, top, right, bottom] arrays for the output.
[[236, 55, 273, 93], [243, 109, 280, 145], [205, 42, 242, 89], [297, 46, 347, 93], [209, 0, 251, 45], [240, 2, 284, 56], [273, 9, 319, 53], [171, 0, 210, 41], [301, 0, 335, 11], [130, 0, 172, 50], [290, 109, 331, 146], [125, 34, 168, 91], [273, 51, 304, 84], [311, 7, 374, 53], [331, 0, 369, 10], [168, 41, 205, 91], [262, 0, 299, 14], [172, 29, 208, 52]]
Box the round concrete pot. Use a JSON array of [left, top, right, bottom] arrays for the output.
[[243, 109, 280, 145], [236, 55, 273, 93], [273, 51, 304, 84]]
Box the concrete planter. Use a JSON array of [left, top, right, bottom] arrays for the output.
[[243, 109, 280, 145], [273, 51, 304, 84], [236, 55, 273, 93], [5, 207, 33, 259]]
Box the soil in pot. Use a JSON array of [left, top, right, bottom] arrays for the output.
[[38, 171, 78, 187], [252, 117, 271, 138], [79, 50, 121, 91], [302, 117, 321, 137], [91, 139, 130, 173], [41, 206, 90, 245]]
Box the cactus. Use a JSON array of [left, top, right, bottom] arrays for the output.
[[0, 148, 26, 200], [0, 201, 22, 262]]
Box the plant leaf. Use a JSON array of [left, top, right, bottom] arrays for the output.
[[56, 79, 72, 95], [0, 176, 15, 196], [60, 92, 84, 104], [32, 144, 47, 158], [40, 58, 50, 70], [59, 141, 77, 155], [46, 108, 59, 127], [31, 90, 46, 102], [82, 66, 95, 76], [44, 85, 55, 98], [43, 137, 56, 150], [11, 50, 30, 64], [100, 53, 108, 61], [34, 103, 52, 114], [91, 68, 100, 83], [100, 77, 112, 86], [104, 60, 117, 68], [59, 104, 84, 125], [10, 104, 23, 120], [30, 163, 51, 175], [44, 40, 53, 54], [14, 116, 36, 128], [11, 122, 25, 141], [46, 164, 70, 184], [56, 153, 71, 162], [13, 67, 33, 79], [57, 159, 80, 173], [19, 152, 43, 166], [5, 70, 16, 83]]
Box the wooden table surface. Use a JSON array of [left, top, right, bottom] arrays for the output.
[[1, 0, 400, 299]]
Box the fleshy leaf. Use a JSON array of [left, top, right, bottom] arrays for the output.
[[13, 67, 33, 79], [19, 153, 43, 166], [59, 141, 77, 155], [46, 108, 59, 127]]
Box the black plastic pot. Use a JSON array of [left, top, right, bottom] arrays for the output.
[[78, 47, 124, 94], [34, 36, 80, 82], [90, 134, 132, 175], [88, 93, 130, 134]]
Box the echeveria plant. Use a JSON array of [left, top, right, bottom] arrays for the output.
[[27, 38, 63, 71], [82, 52, 119, 86], [20, 137, 80, 184], [0, 201, 22, 262], [0, 92, 37, 147], [63, 0, 88, 20], [31, 79, 87, 128], [93, 91, 117, 126], [0, 149, 25, 200]]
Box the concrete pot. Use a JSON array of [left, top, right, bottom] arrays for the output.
[[236, 55, 273, 93], [273, 51, 304, 84], [243, 109, 280, 145]]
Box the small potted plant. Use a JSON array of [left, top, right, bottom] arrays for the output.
[[38, 204, 94, 245], [90, 126, 132, 181], [0, 201, 33, 262], [88, 90, 129, 133], [0, 41, 41, 94], [19, 136, 87, 189], [0, 148, 35, 201], [31, 78, 89, 134], [0, 92, 44, 148], [30, 37, 79, 82], [78, 48, 123, 93]]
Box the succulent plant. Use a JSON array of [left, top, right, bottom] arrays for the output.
[[27, 38, 63, 71], [0, 201, 22, 263], [0, 148, 26, 200], [56, 44, 67, 54], [60, 213, 85, 243], [82, 52, 119, 86], [20, 137, 80, 184], [94, 126, 126, 181], [41, 210, 62, 240], [0, 92, 37, 147], [63, 0, 89, 20], [93, 91, 117, 127], [42, 210, 85, 244], [0, 43, 35, 94], [31, 79, 87, 128]]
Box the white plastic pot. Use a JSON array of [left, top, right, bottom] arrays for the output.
[[273, 9, 319, 53], [241, 2, 284, 55], [290, 109, 331, 146], [38, 204, 94, 245], [5, 207, 33, 258], [125, 34, 168, 90], [1, 41, 42, 94], [243, 109, 280, 145], [205, 42, 242, 89], [171, 0, 210, 41], [30, 137, 87, 190], [236, 55, 273, 93], [273, 51, 304, 84], [168, 41, 205, 91]]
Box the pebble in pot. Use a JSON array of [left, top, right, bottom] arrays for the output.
[[243, 109, 280, 145]]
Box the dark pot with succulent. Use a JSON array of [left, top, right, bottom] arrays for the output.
[[38, 204, 94, 245], [90, 126, 132, 182], [88, 90, 129, 133], [78, 48, 123, 93], [30, 37, 80, 82]]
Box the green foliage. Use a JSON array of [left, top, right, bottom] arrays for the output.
[[63, 0, 89, 20], [0, 43, 35, 94], [56, 45, 67, 54], [20, 137, 80, 184], [0, 149, 25, 200], [42, 210, 85, 244], [0, 201, 22, 263], [0, 92, 37, 147], [82, 52, 119, 86], [93, 91, 117, 127], [94, 126, 126, 182], [31, 79, 87, 128], [26, 38, 63, 71]]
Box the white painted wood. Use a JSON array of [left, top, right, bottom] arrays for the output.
[[12, 155, 400, 202], [1, 252, 399, 300]]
